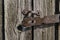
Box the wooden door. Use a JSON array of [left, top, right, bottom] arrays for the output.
[[4, 0, 56, 40]]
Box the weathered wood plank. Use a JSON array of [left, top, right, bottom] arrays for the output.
[[34, 0, 55, 40], [5, 0, 18, 40], [5, 0, 32, 40], [59, 0, 60, 12], [46, 0, 55, 40], [59, 1, 60, 40], [0, 0, 2, 40], [59, 24, 60, 40], [34, 0, 44, 40], [18, 0, 32, 40]]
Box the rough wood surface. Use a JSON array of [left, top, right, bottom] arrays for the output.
[[58, 0, 60, 40], [59, 24, 60, 40], [5, 0, 32, 40], [34, 0, 55, 40], [5, 0, 18, 40], [59, 0, 60, 12], [0, 0, 2, 40], [5, 0, 56, 40]]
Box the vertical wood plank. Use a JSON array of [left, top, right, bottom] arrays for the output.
[[5, 0, 32, 40], [34, 0, 55, 40], [46, 0, 55, 40], [34, 0, 44, 40], [58, 0, 60, 40], [18, 0, 32, 40], [5, 0, 18, 40], [59, 0, 60, 40], [59, 24, 60, 40], [0, 0, 2, 40], [59, 0, 60, 12]]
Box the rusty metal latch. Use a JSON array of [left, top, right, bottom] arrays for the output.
[[17, 10, 60, 32]]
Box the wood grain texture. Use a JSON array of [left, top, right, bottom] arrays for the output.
[[0, 0, 2, 40], [5, 0, 32, 40], [5, 0, 55, 40], [59, 24, 60, 40], [58, 1, 60, 40], [59, 0, 60, 12], [34, 0, 55, 40], [5, 0, 18, 40], [17, 0, 32, 40]]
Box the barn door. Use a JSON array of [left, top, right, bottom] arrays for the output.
[[5, 0, 55, 40]]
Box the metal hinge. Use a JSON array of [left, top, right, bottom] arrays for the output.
[[17, 10, 60, 32]]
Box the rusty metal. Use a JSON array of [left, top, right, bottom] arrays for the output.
[[17, 25, 32, 32], [22, 15, 59, 26], [43, 14, 59, 24], [17, 10, 60, 32]]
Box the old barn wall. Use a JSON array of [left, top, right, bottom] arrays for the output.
[[4, 0, 56, 40]]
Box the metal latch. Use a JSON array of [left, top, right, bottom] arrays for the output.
[[17, 10, 60, 32]]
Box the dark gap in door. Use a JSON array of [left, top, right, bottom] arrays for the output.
[[55, 0, 59, 40], [2, 0, 5, 40], [31, 0, 34, 40]]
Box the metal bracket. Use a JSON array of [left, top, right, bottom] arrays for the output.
[[17, 23, 55, 32], [17, 10, 60, 32], [17, 25, 32, 32], [22, 14, 59, 26]]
